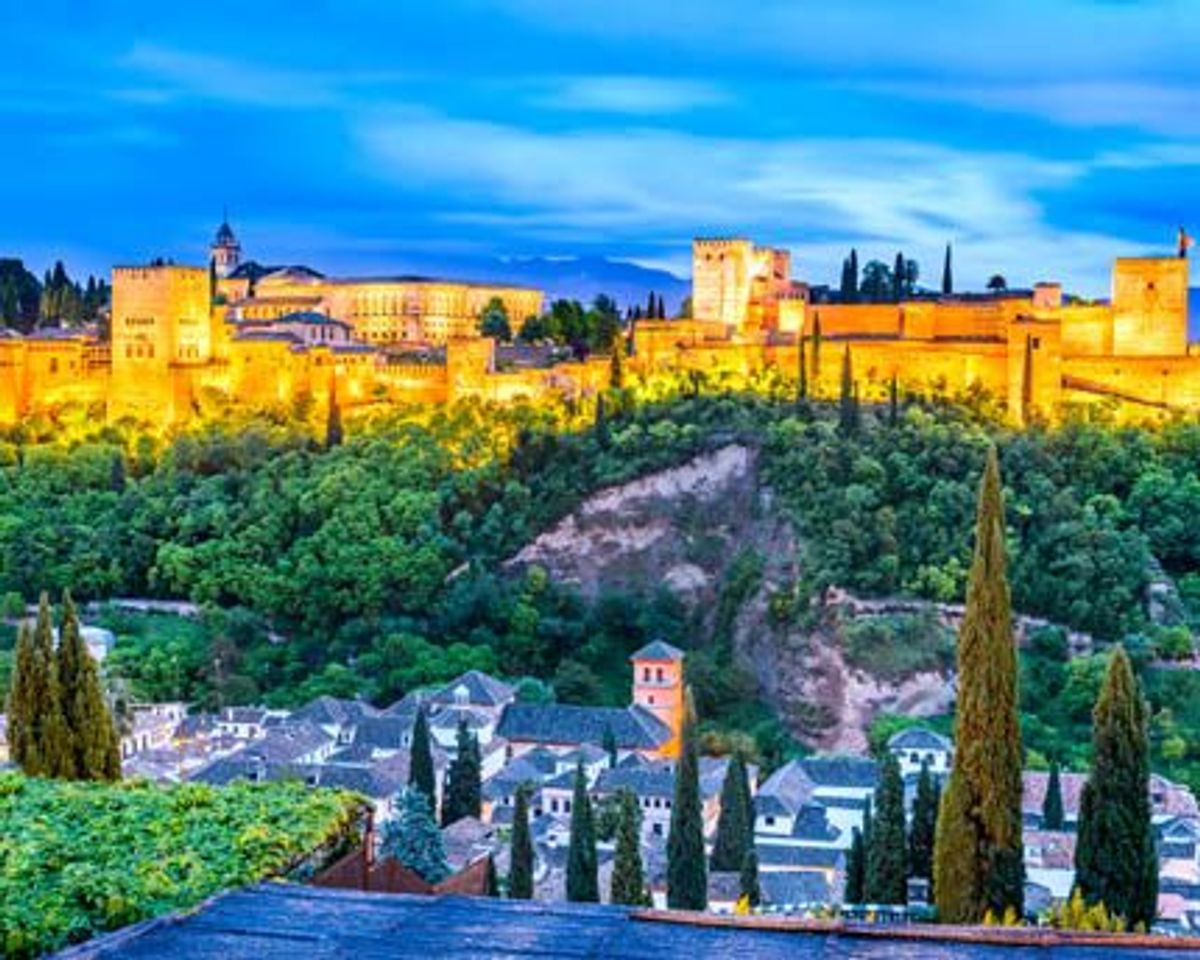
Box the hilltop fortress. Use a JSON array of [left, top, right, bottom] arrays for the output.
[[0, 224, 1194, 425]]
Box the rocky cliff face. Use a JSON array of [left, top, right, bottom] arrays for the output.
[[504, 444, 1036, 753]]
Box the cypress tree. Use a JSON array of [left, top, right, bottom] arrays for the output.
[[58, 591, 121, 780], [509, 784, 535, 899], [109, 453, 126, 493], [866, 752, 907, 905], [1042, 761, 1065, 831], [845, 826, 866, 904], [739, 848, 761, 908], [934, 447, 1024, 923], [893, 251, 905, 302], [810, 315, 823, 391], [603, 724, 618, 768], [384, 786, 450, 883], [485, 856, 500, 897], [442, 718, 482, 826], [942, 243, 953, 296], [646, 291, 656, 319], [609, 341, 625, 390], [409, 704, 436, 805], [710, 754, 753, 871], [667, 686, 706, 910], [611, 788, 649, 906], [30, 595, 72, 777], [1074, 646, 1157, 929], [838, 346, 858, 435], [849, 249, 859, 303], [657, 294, 666, 319], [6, 622, 39, 774], [325, 381, 344, 449], [797, 331, 808, 401], [888, 374, 899, 427], [566, 762, 599, 902], [908, 759, 938, 881], [839, 258, 853, 302], [595, 393, 611, 450]]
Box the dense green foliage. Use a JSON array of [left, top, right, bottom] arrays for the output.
[[709, 754, 754, 872], [934, 449, 1023, 923], [667, 689, 707, 911], [566, 763, 599, 902], [0, 774, 360, 958], [610, 789, 649, 906], [7, 595, 73, 777], [383, 786, 449, 884], [1075, 646, 1158, 929], [866, 752, 907, 905]]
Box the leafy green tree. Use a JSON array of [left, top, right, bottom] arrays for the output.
[[934, 447, 1024, 923], [566, 762, 599, 902], [667, 686, 706, 910], [1075, 646, 1157, 929], [1043, 761, 1065, 830], [740, 848, 761, 908], [384, 786, 450, 883], [710, 754, 753, 871], [987, 274, 1007, 293], [509, 784, 534, 899], [409, 704, 436, 805], [441, 718, 482, 826], [479, 298, 512, 342], [908, 759, 938, 882], [859, 260, 893, 303], [611, 788, 649, 906], [866, 752, 907, 904], [57, 591, 121, 780]]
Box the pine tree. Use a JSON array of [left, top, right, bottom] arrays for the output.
[[409, 704, 436, 805], [442, 718, 482, 826], [1043, 761, 1065, 830], [57, 591, 121, 780], [509, 784, 535, 899], [908, 759, 938, 881], [866, 752, 907, 905], [1074, 646, 1158, 929], [942, 244, 953, 296], [611, 788, 649, 906], [566, 763, 600, 902], [710, 754, 753, 871], [934, 447, 1024, 923], [325, 381, 344, 449], [667, 686, 706, 910], [384, 786, 450, 883], [845, 826, 866, 904], [739, 848, 761, 908], [838, 346, 858, 436]]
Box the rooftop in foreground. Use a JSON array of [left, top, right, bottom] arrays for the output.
[[61, 884, 1200, 959]]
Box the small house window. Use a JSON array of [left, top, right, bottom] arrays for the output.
[[765, 816, 776, 827], [656, 668, 664, 682], [643, 668, 651, 682]]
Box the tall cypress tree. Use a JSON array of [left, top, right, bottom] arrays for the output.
[[810, 316, 823, 390], [839, 258, 854, 302], [1074, 646, 1157, 929], [6, 621, 40, 774], [893, 251, 905, 302], [710, 754, 753, 871], [667, 686, 706, 910], [609, 341, 625, 390], [442, 718, 482, 826], [509, 783, 535, 899], [866, 752, 907, 905], [28, 595, 73, 777], [1042, 761, 1065, 830], [845, 827, 866, 904], [325, 381, 344, 450], [409, 704, 436, 805], [888, 374, 900, 427], [739, 848, 761, 908], [934, 447, 1024, 923], [908, 759, 938, 882], [848, 249, 860, 303], [566, 762, 599, 902], [797, 331, 808, 401], [58, 591, 120, 780], [611, 788, 649, 906], [942, 244, 953, 296], [838, 347, 858, 436]]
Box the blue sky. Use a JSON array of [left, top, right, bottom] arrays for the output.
[[3, 0, 1199, 296]]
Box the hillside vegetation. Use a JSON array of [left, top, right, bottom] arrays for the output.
[[3, 381, 1200, 782]]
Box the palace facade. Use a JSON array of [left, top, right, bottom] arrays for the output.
[[0, 224, 1195, 426]]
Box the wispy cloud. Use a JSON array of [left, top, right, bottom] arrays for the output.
[[531, 75, 730, 114]]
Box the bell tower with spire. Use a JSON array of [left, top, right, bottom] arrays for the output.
[[210, 214, 241, 279]]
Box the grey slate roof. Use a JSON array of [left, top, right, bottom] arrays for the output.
[[629, 640, 685, 662], [800, 756, 879, 790], [756, 759, 815, 814], [754, 842, 846, 870], [496, 703, 670, 750], [289, 696, 378, 729], [887, 727, 952, 752], [790, 803, 841, 843], [595, 764, 675, 799], [761, 871, 832, 907], [431, 670, 516, 708], [351, 716, 412, 750]]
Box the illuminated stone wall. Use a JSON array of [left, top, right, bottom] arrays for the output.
[[1112, 257, 1189, 356]]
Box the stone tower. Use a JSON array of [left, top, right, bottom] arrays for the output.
[[630, 640, 685, 758], [210, 218, 241, 279]]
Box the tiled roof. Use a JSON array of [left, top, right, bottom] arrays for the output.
[[595, 764, 675, 799], [289, 696, 378, 729], [496, 703, 670, 750], [800, 757, 879, 790], [629, 640, 685, 662], [887, 727, 952, 752], [754, 842, 845, 870], [756, 759, 814, 814], [431, 670, 516, 708], [352, 716, 412, 750], [761, 871, 832, 906], [220, 707, 267, 725], [790, 803, 841, 843]]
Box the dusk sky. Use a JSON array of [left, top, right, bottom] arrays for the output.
[[4, 0, 1200, 296]]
